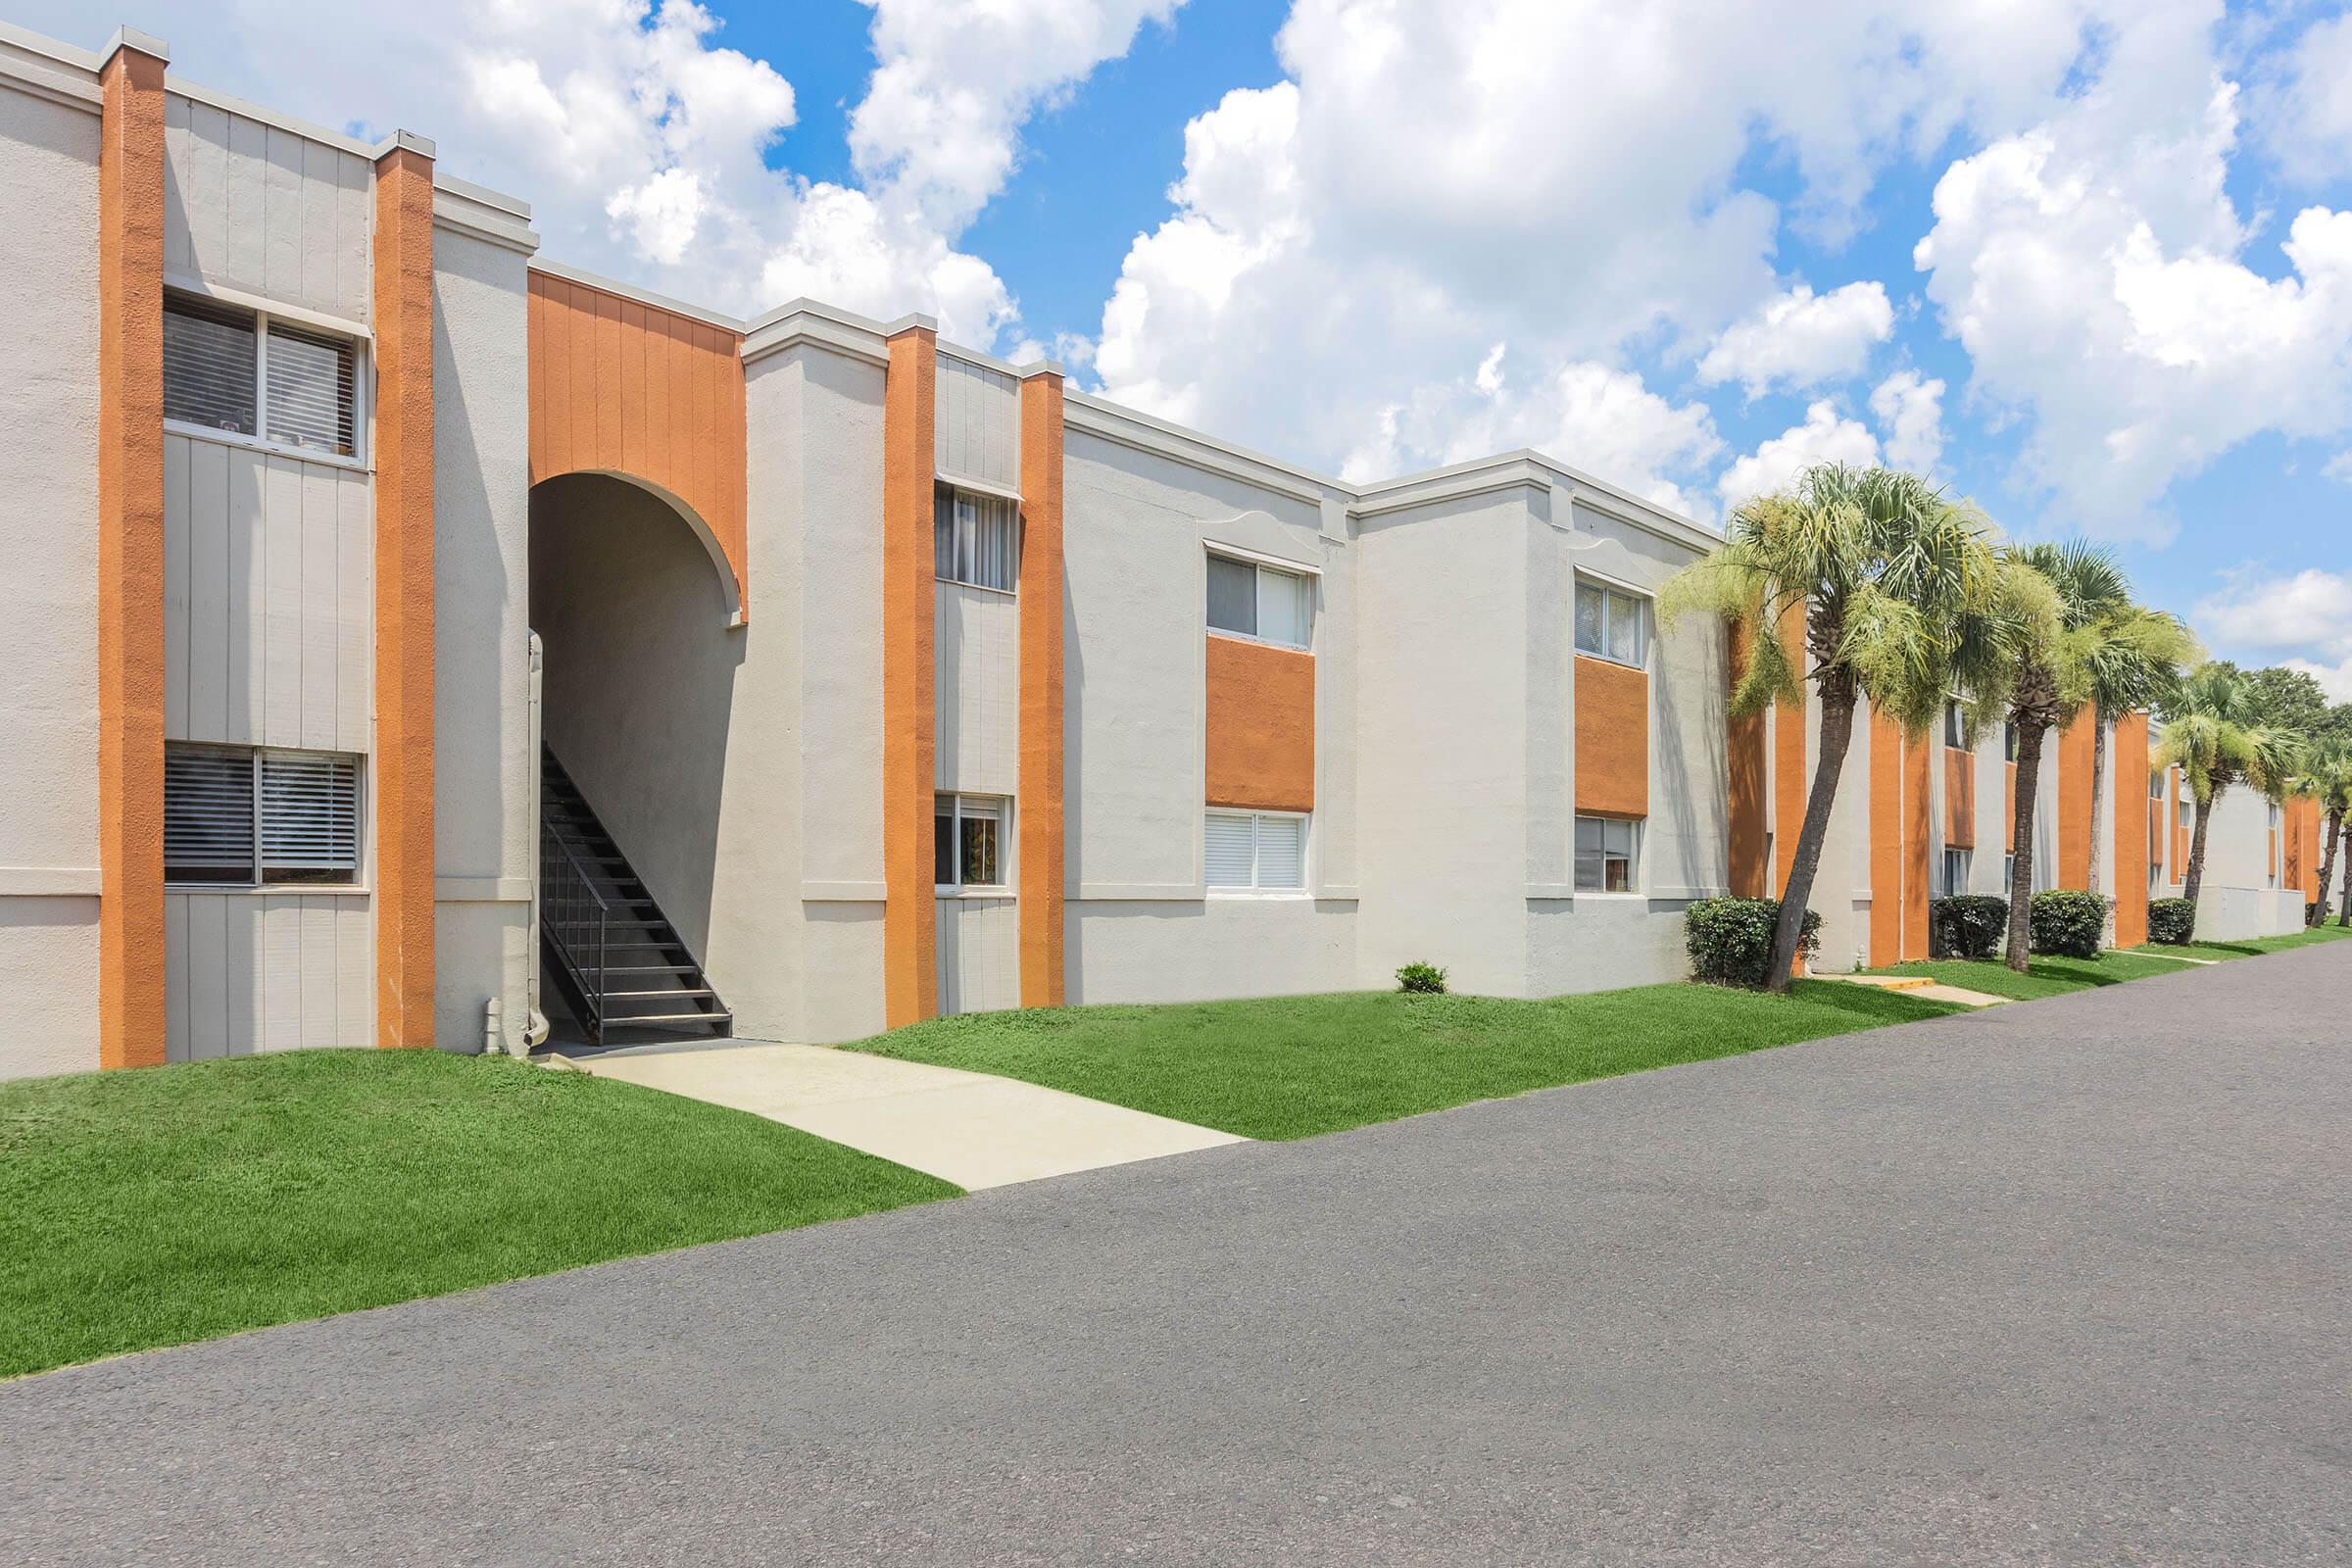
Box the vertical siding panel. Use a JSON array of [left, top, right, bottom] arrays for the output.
[[224, 898, 259, 1054], [189, 439, 231, 739], [336, 472, 370, 753], [163, 92, 192, 273], [336, 900, 372, 1047], [934, 358, 957, 474], [188, 895, 228, 1060], [300, 465, 337, 748], [727, 333, 747, 605], [190, 103, 233, 282], [163, 434, 190, 739], [594, 290, 621, 462], [336, 153, 369, 323], [696, 326, 720, 540], [262, 897, 300, 1051], [569, 284, 599, 478], [300, 897, 336, 1047], [263, 457, 304, 747], [225, 114, 269, 293], [641, 308, 671, 467], [618, 299, 647, 476], [166, 894, 190, 1062], [526, 279, 545, 479], [299, 138, 341, 311], [228, 450, 265, 743], [667, 314, 692, 502], [263, 126, 305, 305]]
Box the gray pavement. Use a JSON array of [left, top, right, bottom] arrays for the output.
[[5, 944, 2348, 1565]]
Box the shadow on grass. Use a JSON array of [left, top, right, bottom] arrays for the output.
[[1786, 981, 1968, 1023]]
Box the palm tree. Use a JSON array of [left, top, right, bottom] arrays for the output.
[[1662, 463, 2006, 994], [2079, 605, 2196, 896], [2150, 662, 2303, 911], [1993, 542, 2131, 972], [2296, 739, 2351, 928]]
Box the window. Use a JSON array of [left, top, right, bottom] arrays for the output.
[[2005, 853, 2016, 889], [2003, 722, 2019, 762], [1574, 815, 1640, 893], [1204, 809, 1307, 892], [1205, 554, 1313, 650], [1574, 581, 1645, 665], [165, 744, 361, 886], [2180, 799, 2193, 829], [1943, 701, 1966, 750], [164, 291, 359, 459], [933, 794, 1009, 890], [2149, 771, 2165, 799], [933, 487, 1018, 592], [1942, 847, 1971, 896]]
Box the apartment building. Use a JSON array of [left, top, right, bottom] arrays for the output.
[[0, 22, 2313, 1081]]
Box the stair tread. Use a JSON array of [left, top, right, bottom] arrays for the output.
[[601, 1010, 732, 1025], [602, 988, 718, 999]]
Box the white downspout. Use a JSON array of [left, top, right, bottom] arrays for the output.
[[522, 630, 550, 1051]]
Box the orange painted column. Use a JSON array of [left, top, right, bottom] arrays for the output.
[[2056, 711, 2095, 890], [1016, 370, 1066, 1008], [1902, 723, 1931, 960], [95, 34, 169, 1070], [2112, 711, 2150, 947], [881, 326, 939, 1028], [1771, 602, 1807, 896], [1726, 620, 1767, 899], [1869, 708, 1900, 967], [372, 138, 437, 1047]]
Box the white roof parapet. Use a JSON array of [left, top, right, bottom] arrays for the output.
[[1063, 388, 1342, 506], [434, 176, 538, 256]]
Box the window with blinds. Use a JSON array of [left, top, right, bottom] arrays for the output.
[[163, 290, 361, 460], [1205, 554, 1313, 651], [933, 487, 1019, 592], [165, 743, 361, 886], [1204, 809, 1307, 892], [1573, 580, 1645, 666]]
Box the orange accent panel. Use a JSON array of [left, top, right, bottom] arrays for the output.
[[526, 271, 750, 619], [1903, 726, 1931, 960], [1726, 621, 1767, 898], [373, 145, 437, 1048], [1205, 639, 1315, 812], [2171, 768, 2185, 876], [2285, 795, 2319, 903], [96, 41, 168, 1070], [2005, 761, 2018, 851], [2056, 711, 2095, 890], [2113, 711, 2149, 947], [1868, 709, 1933, 965], [881, 327, 938, 1029], [1772, 602, 1806, 895], [1017, 374, 1066, 1007], [1943, 748, 1975, 851], [1575, 656, 1649, 819]]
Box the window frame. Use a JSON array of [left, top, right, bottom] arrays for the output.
[[1573, 578, 1648, 668], [933, 792, 1013, 895], [932, 485, 1021, 594], [1203, 807, 1311, 896], [1204, 549, 1315, 653], [1941, 846, 1971, 896], [1572, 813, 1642, 895], [163, 288, 368, 470], [164, 742, 365, 891], [1943, 700, 1967, 750]]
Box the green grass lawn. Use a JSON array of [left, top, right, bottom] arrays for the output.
[[2128, 923, 2352, 962], [0, 1050, 956, 1379], [1879, 950, 2204, 1001], [853, 980, 1963, 1142]]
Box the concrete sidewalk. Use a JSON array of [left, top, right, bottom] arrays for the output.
[[567, 1042, 1245, 1190]]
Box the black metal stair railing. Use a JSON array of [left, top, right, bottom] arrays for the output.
[[539, 818, 611, 1045]]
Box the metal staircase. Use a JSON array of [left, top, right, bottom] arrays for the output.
[[539, 747, 731, 1047]]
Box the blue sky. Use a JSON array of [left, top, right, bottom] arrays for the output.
[[11, 0, 2349, 691]]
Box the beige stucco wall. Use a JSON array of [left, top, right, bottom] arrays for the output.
[[431, 213, 536, 1054], [0, 76, 101, 1079]]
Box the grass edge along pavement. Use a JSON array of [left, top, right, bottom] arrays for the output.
[[854, 979, 1964, 1142], [0, 1049, 957, 1379], [1883, 921, 2351, 1000]]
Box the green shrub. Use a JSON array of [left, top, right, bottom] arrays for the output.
[[1685, 897, 1822, 988], [1395, 961, 1447, 995], [2029, 889, 2109, 957], [2147, 897, 2196, 946], [1929, 894, 2008, 959]]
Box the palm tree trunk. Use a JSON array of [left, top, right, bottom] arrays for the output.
[[2340, 822, 2351, 927], [2314, 809, 2341, 929], [2004, 720, 2049, 972], [1767, 682, 1856, 996], [2182, 790, 2218, 909], [2086, 714, 2108, 894]]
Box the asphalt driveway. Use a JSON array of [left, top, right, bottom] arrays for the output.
[[4, 945, 2346, 1565]]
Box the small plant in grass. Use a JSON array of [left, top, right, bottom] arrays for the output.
[[1395, 961, 1448, 994], [2029, 889, 2109, 957], [2147, 897, 2196, 946], [1686, 897, 1821, 988], [1929, 895, 2008, 959]]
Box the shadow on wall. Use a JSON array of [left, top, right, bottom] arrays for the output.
[[528, 472, 746, 958]]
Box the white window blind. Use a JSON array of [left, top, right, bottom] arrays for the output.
[[163, 294, 258, 437], [264, 321, 358, 457], [1205, 554, 1312, 650], [1205, 810, 1307, 891], [165, 743, 360, 886], [164, 744, 256, 883], [933, 488, 1018, 591]]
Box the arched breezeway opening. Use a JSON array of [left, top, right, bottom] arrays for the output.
[[529, 470, 745, 1047]]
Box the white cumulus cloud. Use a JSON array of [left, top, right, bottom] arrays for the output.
[[1717, 401, 1881, 510], [1697, 281, 1895, 396], [1869, 369, 1947, 475]]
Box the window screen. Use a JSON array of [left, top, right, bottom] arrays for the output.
[[1574, 581, 1645, 664], [1206, 556, 1258, 637], [164, 744, 256, 884], [1574, 815, 1640, 892], [163, 294, 259, 436], [1206, 556, 1311, 650], [259, 750, 361, 881], [265, 321, 358, 457], [165, 744, 359, 886], [934, 795, 1008, 889], [1203, 811, 1256, 888], [933, 489, 1018, 591]]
